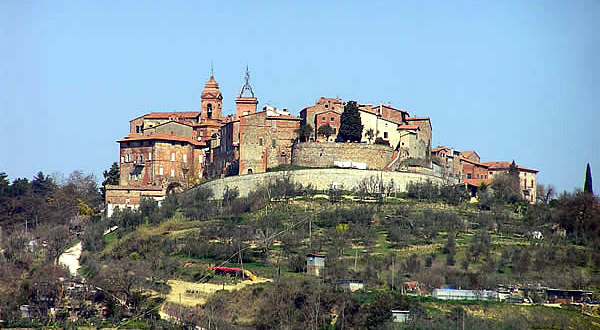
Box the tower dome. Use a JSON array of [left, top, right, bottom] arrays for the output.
[[201, 76, 223, 99], [201, 75, 223, 120]]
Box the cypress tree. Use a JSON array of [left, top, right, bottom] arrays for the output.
[[584, 163, 593, 195], [338, 101, 363, 142]]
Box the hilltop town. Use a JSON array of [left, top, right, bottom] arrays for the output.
[[105, 70, 538, 214], [1, 71, 598, 329]]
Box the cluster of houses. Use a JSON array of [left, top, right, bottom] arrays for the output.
[[306, 254, 594, 324], [104, 70, 538, 214]]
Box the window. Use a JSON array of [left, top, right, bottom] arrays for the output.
[[128, 173, 132, 181], [148, 152, 152, 161], [139, 155, 144, 162], [170, 169, 175, 177], [136, 125, 140, 133], [159, 167, 164, 175], [383, 132, 388, 139], [259, 138, 263, 146], [125, 154, 131, 162], [324, 104, 328, 108], [121, 156, 124, 163], [333, 128, 336, 134], [331, 117, 335, 121], [171, 152, 175, 162], [199, 154, 203, 164], [272, 139, 276, 147], [466, 173, 472, 179], [207, 104, 213, 118], [183, 154, 187, 163], [322, 117, 326, 121]]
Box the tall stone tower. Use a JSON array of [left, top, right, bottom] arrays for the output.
[[235, 66, 258, 117], [201, 75, 223, 121]]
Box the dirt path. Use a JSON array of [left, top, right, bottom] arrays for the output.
[[58, 241, 82, 276], [167, 278, 271, 307], [58, 225, 119, 277]]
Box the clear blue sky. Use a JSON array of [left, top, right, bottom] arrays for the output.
[[1, 0, 598, 194]]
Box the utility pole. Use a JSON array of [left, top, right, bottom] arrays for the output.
[[309, 215, 312, 251], [391, 255, 395, 291]]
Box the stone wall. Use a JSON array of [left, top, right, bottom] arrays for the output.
[[197, 168, 449, 199], [292, 142, 394, 170]]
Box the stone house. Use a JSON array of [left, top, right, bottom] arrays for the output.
[[300, 97, 344, 140], [314, 109, 341, 141], [483, 161, 538, 203], [238, 108, 301, 174]]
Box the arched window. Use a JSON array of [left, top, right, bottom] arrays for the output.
[[207, 103, 213, 118]]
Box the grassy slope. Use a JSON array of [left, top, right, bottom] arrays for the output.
[[102, 197, 600, 328]]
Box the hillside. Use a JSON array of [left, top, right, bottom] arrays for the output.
[[76, 176, 600, 329], [1, 172, 599, 328]]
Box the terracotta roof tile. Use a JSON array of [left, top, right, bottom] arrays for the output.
[[458, 157, 488, 167], [141, 111, 201, 119], [117, 132, 206, 147], [464, 178, 493, 187], [482, 161, 539, 173], [397, 125, 420, 130]]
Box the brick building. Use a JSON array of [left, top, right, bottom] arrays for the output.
[[432, 146, 538, 203], [238, 108, 301, 174], [300, 97, 343, 141], [483, 161, 538, 203], [314, 110, 341, 141], [105, 74, 228, 215]]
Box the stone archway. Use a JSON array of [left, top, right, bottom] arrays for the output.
[[166, 182, 184, 195]]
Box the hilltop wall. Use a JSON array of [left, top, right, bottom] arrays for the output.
[[291, 142, 394, 170], [197, 168, 448, 199]]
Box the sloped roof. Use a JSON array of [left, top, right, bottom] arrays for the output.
[[137, 111, 201, 120], [464, 178, 493, 187], [397, 125, 420, 130], [482, 161, 539, 173], [117, 132, 205, 147], [458, 157, 488, 167]]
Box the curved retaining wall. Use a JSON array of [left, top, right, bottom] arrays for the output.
[[198, 168, 447, 199], [291, 142, 394, 170]]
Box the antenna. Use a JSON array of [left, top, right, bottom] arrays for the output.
[[210, 61, 214, 77]]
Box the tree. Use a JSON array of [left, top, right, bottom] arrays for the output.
[[491, 162, 522, 204], [317, 124, 335, 141], [365, 128, 375, 143], [584, 163, 593, 195], [295, 124, 313, 142], [338, 101, 363, 142], [101, 162, 120, 198]]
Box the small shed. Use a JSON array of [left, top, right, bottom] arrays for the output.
[[391, 310, 410, 323], [306, 253, 325, 276]]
